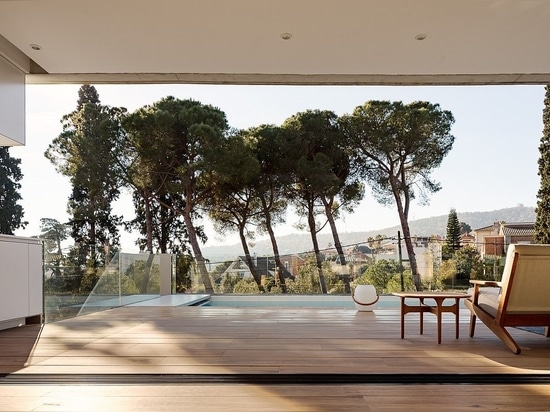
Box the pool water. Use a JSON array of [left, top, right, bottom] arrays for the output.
[[203, 294, 399, 309]]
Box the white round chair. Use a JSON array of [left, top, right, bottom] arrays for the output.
[[352, 284, 379, 312]]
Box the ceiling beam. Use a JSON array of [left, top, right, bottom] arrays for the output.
[[25, 72, 550, 86], [0, 34, 31, 73]]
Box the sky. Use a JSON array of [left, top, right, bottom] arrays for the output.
[[11, 84, 545, 251]]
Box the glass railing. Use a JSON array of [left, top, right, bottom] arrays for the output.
[[44, 247, 168, 322], [43, 244, 505, 322], [77, 252, 164, 316]]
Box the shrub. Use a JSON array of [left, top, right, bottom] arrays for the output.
[[233, 278, 260, 294]]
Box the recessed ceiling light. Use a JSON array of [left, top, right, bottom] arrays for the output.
[[30, 44, 42, 51], [415, 34, 427, 41], [280, 32, 292, 40]]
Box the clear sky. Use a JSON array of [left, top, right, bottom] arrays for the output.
[[11, 84, 545, 251]]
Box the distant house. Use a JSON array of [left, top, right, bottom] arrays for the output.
[[347, 245, 372, 265], [473, 223, 502, 256], [376, 236, 442, 280], [500, 222, 535, 245], [460, 232, 475, 246], [354, 245, 373, 256], [278, 254, 305, 277], [473, 222, 535, 258], [325, 245, 373, 276]]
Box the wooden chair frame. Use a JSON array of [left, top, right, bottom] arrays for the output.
[[465, 244, 550, 354]]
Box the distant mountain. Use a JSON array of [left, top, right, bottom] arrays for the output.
[[201, 205, 535, 264]]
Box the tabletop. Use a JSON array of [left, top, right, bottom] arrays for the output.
[[392, 291, 470, 299]]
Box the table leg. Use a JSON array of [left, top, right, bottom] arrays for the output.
[[419, 297, 424, 335], [395, 294, 468, 344], [434, 298, 443, 344], [400, 297, 405, 339], [454, 298, 460, 339]]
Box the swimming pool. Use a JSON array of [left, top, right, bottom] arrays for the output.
[[203, 294, 399, 309]]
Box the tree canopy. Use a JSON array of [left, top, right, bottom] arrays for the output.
[[0, 147, 27, 234], [444, 208, 461, 257], [38, 89, 462, 295], [122, 96, 230, 293], [341, 100, 455, 290], [45, 85, 125, 256], [535, 85, 550, 243], [281, 109, 351, 293]]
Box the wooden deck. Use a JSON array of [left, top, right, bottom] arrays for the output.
[[1, 305, 550, 411]]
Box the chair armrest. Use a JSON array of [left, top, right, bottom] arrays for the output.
[[469, 280, 502, 287], [469, 280, 502, 305]]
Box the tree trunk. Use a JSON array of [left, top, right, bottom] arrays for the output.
[[261, 196, 287, 292], [89, 220, 98, 268], [182, 204, 214, 293], [399, 215, 421, 291], [266, 226, 287, 293], [140, 252, 155, 294], [155, 191, 214, 293], [391, 178, 422, 291], [238, 227, 265, 292], [307, 200, 327, 294], [144, 190, 153, 253], [321, 196, 346, 266], [140, 191, 155, 293]]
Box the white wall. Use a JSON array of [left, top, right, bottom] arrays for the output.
[[0, 235, 43, 329], [0, 55, 25, 146]]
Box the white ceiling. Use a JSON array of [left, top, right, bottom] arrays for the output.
[[1, 0, 550, 85]]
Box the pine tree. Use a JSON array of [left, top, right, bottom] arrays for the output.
[[45, 85, 125, 258], [76, 84, 100, 110], [0, 147, 27, 234], [535, 85, 550, 244], [341, 100, 455, 291], [445, 208, 461, 258]]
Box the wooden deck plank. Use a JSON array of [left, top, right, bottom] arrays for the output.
[[1, 305, 549, 411], [1, 384, 550, 412], [1, 306, 549, 375]]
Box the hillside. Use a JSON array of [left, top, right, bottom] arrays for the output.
[[201, 205, 535, 264]]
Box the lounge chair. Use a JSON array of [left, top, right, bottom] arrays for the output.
[[465, 244, 550, 354]]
